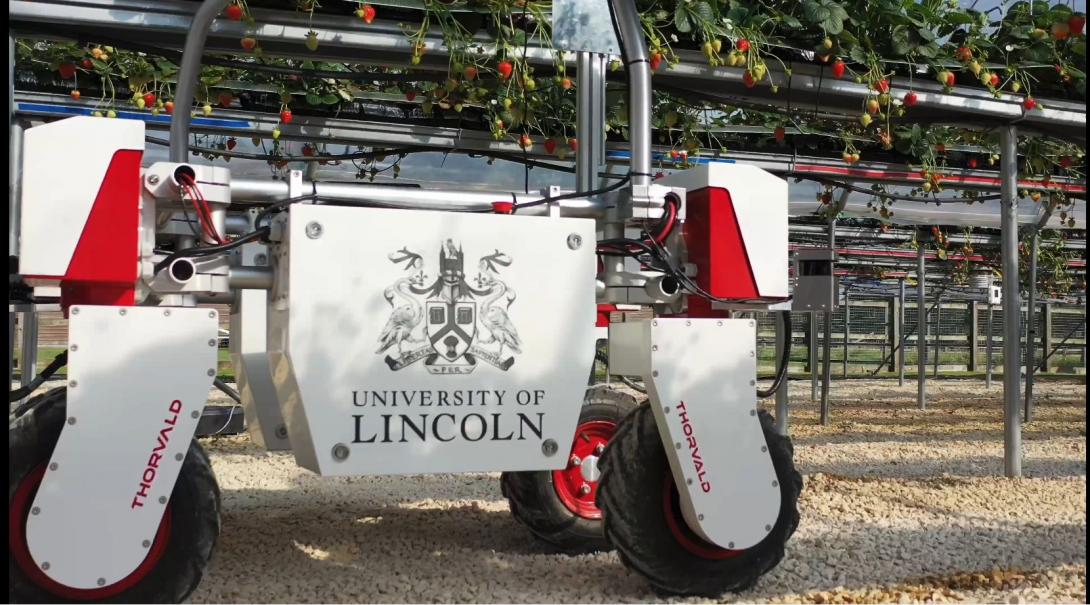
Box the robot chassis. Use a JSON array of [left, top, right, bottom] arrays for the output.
[[8, 0, 801, 601]]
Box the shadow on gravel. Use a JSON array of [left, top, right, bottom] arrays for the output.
[[797, 455, 1086, 479]]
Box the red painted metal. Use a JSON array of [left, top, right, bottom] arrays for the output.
[[10, 462, 173, 600], [595, 304, 616, 327], [661, 475, 742, 560], [682, 187, 759, 316], [58, 149, 144, 311], [552, 420, 616, 519]]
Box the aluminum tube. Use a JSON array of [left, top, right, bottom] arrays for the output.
[[1025, 231, 1038, 422], [842, 288, 850, 376], [228, 266, 274, 290], [576, 53, 605, 192], [898, 279, 906, 386], [917, 243, 926, 409], [809, 313, 818, 402], [986, 302, 994, 388], [8, 311, 15, 394], [10, 121, 23, 258], [225, 214, 250, 234], [610, 0, 651, 189], [169, 0, 231, 162], [820, 309, 832, 425], [1000, 125, 1023, 478], [774, 316, 789, 436]]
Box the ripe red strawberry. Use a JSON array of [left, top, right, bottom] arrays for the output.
[[1023, 97, 1037, 111], [955, 46, 972, 62], [649, 52, 663, 71], [405, 91, 416, 102], [226, 138, 237, 150], [218, 92, 234, 108], [1060, 156, 1074, 168], [225, 3, 243, 21], [945, 72, 956, 87], [361, 4, 377, 24], [58, 63, 76, 79], [497, 60, 514, 81], [831, 59, 845, 79], [164, 100, 174, 114], [518, 134, 533, 150], [670, 150, 680, 160], [143, 92, 157, 107], [463, 65, 478, 80], [774, 126, 785, 142], [81, 58, 94, 70], [70, 90, 81, 100], [743, 71, 757, 88], [874, 79, 890, 94], [543, 138, 557, 155], [967, 157, 978, 169], [903, 91, 919, 107], [736, 39, 750, 52], [280, 109, 293, 123], [989, 73, 1001, 87], [567, 138, 578, 152], [240, 37, 257, 51], [1069, 14, 1086, 36]]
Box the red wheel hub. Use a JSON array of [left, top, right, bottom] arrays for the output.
[[552, 419, 616, 519], [9, 462, 173, 600], [662, 475, 744, 560]]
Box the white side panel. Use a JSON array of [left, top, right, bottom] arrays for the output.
[[659, 163, 789, 298], [645, 318, 780, 549], [25, 305, 217, 589], [19, 117, 145, 277], [270, 205, 597, 476]]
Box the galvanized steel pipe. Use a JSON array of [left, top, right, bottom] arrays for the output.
[[169, 0, 230, 162], [1000, 126, 1023, 478]]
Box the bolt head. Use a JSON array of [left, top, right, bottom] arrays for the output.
[[69, 344, 78, 352], [41, 562, 50, 570], [31, 506, 40, 515], [332, 443, 350, 460], [306, 221, 324, 239], [761, 445, 768, 452], [566, 233, 582, 249], [275, 425, 289, 439], [208, 311, 216, 318], [71, 308, 79, 315], [142, 540, 151, 548], [772, 480, 779, 487], [765, 524, 772, 531], [569, 455, 581, 467], [69, 380, 78, 388], [175, 453, 184, 461], [728, 542, 735, 548], [698, 514, 705, 521], [686, 478, 693, 485], [67, 417, 76, 425], [191, 410, 200, 418], [541, 439, 559, 456], [208, 339, 217, 347], [159, 496, 167, 504], [147, 174, 160, 185], [97, 578, 106, 586], [750, 409, 756, 416], [119, 309, 126, 316], [49, 462, 58, 471], [594, 444, 605, 455], [652, 370, 659, 377], [163, 309, 171, 316], [578, 483, 592, 495], [254, 253, 268, 266], [207, 369, 216, 376]]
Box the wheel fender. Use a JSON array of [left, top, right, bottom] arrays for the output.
[[608, 317, 780, 549], [24, 305, 218, 590]]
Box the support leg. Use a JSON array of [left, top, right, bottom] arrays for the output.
[[1000, 125, 1022, 478]]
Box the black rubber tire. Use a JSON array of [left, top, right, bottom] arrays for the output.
[[501, 385, 639, 554], [9, 387, 222, 603], [597, 405, 802, 597]]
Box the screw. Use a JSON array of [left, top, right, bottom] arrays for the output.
[[191, 410, 200, 419], [686, 320, 691, 326], [541, 439, 558, 456], [69, 380, 78, 388], [119, 309, 126, 316], [652, 370, 659, 377], [71, 308, 79, 315], [147, 174, 160, 185], [652, 320, 658, 327], [687, 478, 693, 485], [566, 233, 582, 250], [207, 369, 216, 376], [761, 445, 768, 452], [306, 221, 323, 239], [663, 406, 670, 414], [570, 455, 581, 467], [750, 409, 756, 416], [698, 514, 705, 521], [31, 507, 40, 515], [67, 417, 76, 425], [765, 524, 772, 531], [159, 496, 167, 504], [750, 321, 755, 327], [772, 480, 779, 487], [750, 351, 755, 357], [254, 253, 268, 266], [275, 425, 288, 439], [49, 462, 58, 471], [728, 542, 735, 548], [142, 540, 151, 548], [164, 309, 171, 317], [717, 320, 723, 326], [97, 578, 106, 586], [593, 444, 605, 455], [332, 443, 350, 460], [175, 453, 183, 461], [70, 344, 78, 352], [208, 311, 216, 319], [675, 442, 681, 449], [652, 345, 658, 351], [578, 483, 592, 495], [750, 380, 756, 386], [41, 562, 50, 570], [208, 339, 216, 347]]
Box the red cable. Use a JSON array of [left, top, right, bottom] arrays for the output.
[[181, 174, 226, 244]]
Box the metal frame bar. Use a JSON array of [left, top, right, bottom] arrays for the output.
[[1024, 231, 1039, 422], [774, 316, 789, 436], [1000, 126, 1023, 478], [917, 242, 926, 409]]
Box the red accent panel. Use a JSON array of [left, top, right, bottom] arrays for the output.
[[60, 149, 144, 310], [595, 304, 616, 327], [682, 187, 759, 312]]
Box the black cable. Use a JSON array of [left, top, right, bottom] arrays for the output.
[[213, 377, 241, 404], [153, 227, 271, 276], [9, 351, 68, 406], [757, 311, 792, 399], [512, 172, 633, 211]]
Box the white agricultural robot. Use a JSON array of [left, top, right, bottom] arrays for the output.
[[9, 0, 801, 601]]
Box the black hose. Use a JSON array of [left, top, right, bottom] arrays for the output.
[[9, 351, 68, 406], [757, 311, 792, 399], [213, 378, 241, 404]]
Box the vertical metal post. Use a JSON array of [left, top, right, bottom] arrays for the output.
[[774, 315, 789, 436], [986, 302, 994, 388], [898, 279, 906, 385], [809, 312, 818, 402], [576, 52, 606, 192], [917, 243, 926, 409], [1024, 231, 1039, 422], [1000, 125, 1022, 478], [169, 0, 231, 163], [932, 297, 940, 379], [1040, 304, 1052, 372], [820, 219, 836, 425], [970, 301, 979, 372], [842, 288, 850, 377], [19, 308, 38, 389]]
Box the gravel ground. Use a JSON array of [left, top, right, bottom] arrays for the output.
[[14, 378, 1088, 603]]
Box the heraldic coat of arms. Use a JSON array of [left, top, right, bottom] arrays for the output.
[[376, 239, 521, 374]]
